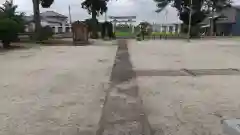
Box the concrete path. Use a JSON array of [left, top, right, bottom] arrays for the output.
[[2, 39, 240, 135], [97, 40, 151, 135], [0, 45, 117, 135], [129, 39, 240, 135]]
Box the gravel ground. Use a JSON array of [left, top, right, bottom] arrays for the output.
[[0, 45, 117, 135], [129, 39, 240, 135]]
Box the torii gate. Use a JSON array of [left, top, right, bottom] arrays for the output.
[[109, 16, 136, 34]]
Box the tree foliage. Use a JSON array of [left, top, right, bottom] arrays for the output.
[[138, 22, 152, 37], [81, 0, 110, 39], [81, 0, 109, 17], [40, 0, 54, 8], [0, 0, 25, 48], [139, 22, 151, 28], [154, 0, 231, 37], [154, 0, 232, 25], [203, 0, 232, 12], [203, 0, 232, 35], [0, 0, 25, 27], [85, 18, 100, 32], [155, 0, 206, 26]]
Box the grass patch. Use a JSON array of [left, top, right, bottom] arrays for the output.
[[115, 31, 135, 37], [115, 31, 179, 37]]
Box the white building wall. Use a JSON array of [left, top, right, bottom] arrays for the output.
[[152, 23, 182, 33], [25, 16, 71, 33], [25, 22, 71, 33]]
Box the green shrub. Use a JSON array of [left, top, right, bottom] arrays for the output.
[[85, 18, 99, 39], [101, 21, 114, 39], [0, 0, 25, 48], [0, 18, 22, 48], [38, 26, 54, 41]]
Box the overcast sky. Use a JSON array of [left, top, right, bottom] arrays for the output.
[[1, 0, 240, 24]]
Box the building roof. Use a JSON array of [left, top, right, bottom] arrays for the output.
[[24, 11, 68, 24], [43, 17, 65, 24], [200, 6, 238, 25], [40, 11, 67, 18], [216, 7, 236, 23]]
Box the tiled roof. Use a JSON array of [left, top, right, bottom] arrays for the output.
[[24, 11, 68, 23], [40, 11, 67, 18], [200, 6, 237, 25]]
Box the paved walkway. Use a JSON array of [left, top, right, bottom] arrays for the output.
[[0, 45, 117, 135], [1, 39, 240, 135], [129, 39, 240, 135], [97, 40, 151, 135]]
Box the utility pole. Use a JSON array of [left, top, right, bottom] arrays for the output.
[[68, 5, 72, 24], [188, 0, 192, 42], [68, 5, 74, 42], [165, 10, 168, 23]]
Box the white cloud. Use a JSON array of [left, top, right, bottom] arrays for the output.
[[0, 0, 6, 4], [9, 0, 240, 24]]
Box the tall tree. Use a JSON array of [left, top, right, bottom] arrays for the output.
[[155, 0, 206, 25], [81, 0, 109, 38], [0, 0, 25, 24], [155, 0, 206, 37], [0, 0, 25, 48], [203, 0, 232, 35], [32, 0, 54, 40], [154, 0, 232, 36]]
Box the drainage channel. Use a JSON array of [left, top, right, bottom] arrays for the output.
[[96, 40, 152, 135]]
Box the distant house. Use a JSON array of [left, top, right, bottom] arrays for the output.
[[25, 11, 71, 33], [200, 5, 240, 36], [152, 22, 182, 33]]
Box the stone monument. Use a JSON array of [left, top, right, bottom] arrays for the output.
[[71, 21, 89, 45]]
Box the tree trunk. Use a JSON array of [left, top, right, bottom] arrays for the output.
[[92, 10, 97, 20], [210, 14, 214, 36], [210, 3, 216, 36], [91, 11, 98, 39], [2, 40, 11, 49], [32, 0, 41, 41]]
